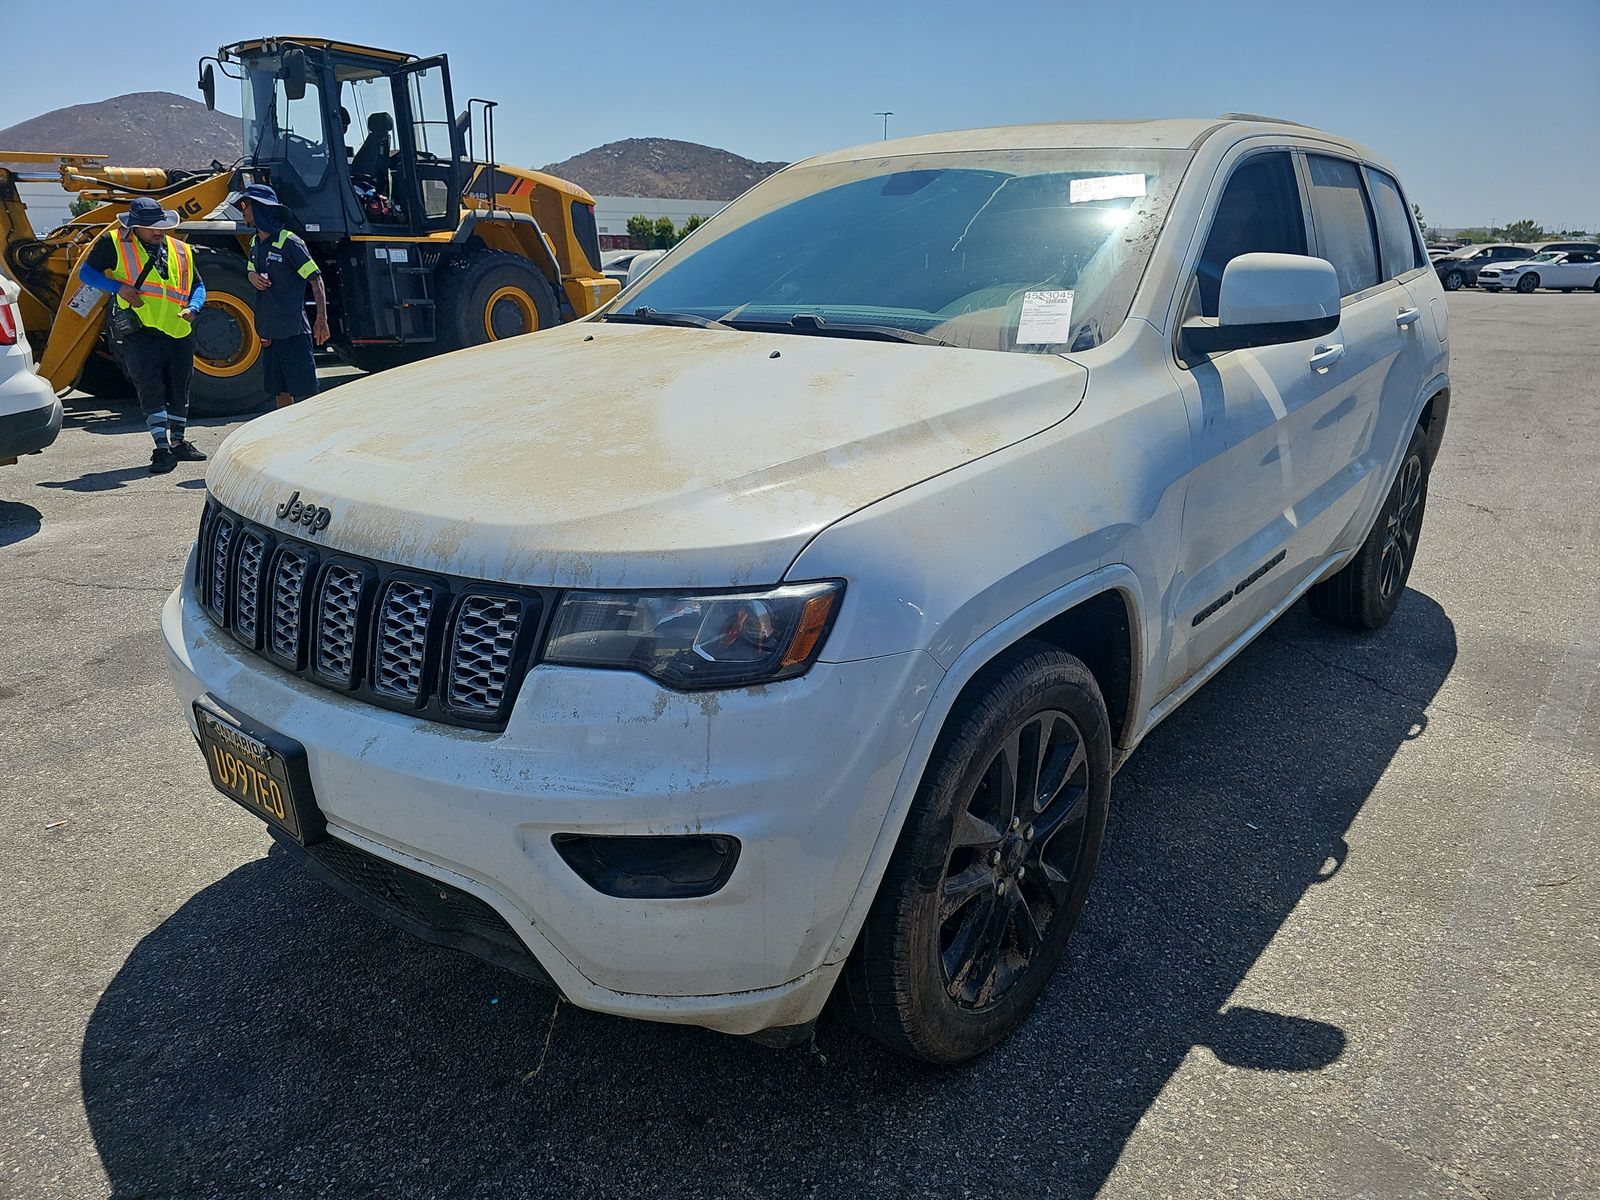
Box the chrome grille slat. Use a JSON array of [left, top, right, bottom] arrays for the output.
[[373, 581, 435, 701], [207, 519, 233, 622], [233, 532, 266, 643], [448, 596, 523, 715], [314, 564, 364, 685], [271, 548, 310, 660]]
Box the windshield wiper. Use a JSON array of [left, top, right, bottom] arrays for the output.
[[603, 306, 730, 330], [731, 312, 950, 347]]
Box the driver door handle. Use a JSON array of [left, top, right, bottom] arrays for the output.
[[1309, 343, 1345, 371], [1396, 307, 1422, 328]]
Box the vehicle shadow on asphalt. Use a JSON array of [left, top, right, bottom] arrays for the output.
[[0, 500, 42, 549], [78, 592, 1457, 1198]]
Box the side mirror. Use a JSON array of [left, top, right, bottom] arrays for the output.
[[199, 62, 216, 111], [1182, 252, 1340, 356], [281, 48, 308, 102]]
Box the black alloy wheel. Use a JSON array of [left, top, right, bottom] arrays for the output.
[[1378, 453, 1425, 603], [1442, 269, 1464, 291], [1516, 272, 1540, 293], [1308, 423, 1432, 630], [838, 642, 1111, 1064], [938, 708, 1093, 1009]]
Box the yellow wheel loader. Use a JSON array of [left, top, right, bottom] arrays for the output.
[[0, 37, 619, 417]]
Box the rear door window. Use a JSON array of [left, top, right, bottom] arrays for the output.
[[1364, 166, 1424, 279], [1193, 152, 1308, 318], [1306, 154, 1381, 296]]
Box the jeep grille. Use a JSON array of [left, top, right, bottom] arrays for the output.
[[195, 499, 545, 730]]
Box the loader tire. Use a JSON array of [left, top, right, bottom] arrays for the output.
[[186, 251, 270, 418], [73, 347, 132, 400], [436, 251, 559, 352]]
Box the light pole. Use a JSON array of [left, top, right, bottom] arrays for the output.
[[874, 111, 894, 141]]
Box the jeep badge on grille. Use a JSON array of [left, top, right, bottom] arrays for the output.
[[275, 491, 332, 534]]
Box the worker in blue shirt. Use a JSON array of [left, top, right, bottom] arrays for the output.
[[237, 184, 330, 408], [78, 196, 208, 474]]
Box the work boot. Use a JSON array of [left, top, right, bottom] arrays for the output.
[[171, 439, 208, 462], [150, 445, 177, 475]]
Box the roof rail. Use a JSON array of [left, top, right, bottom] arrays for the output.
[[1216, 112, 1310, 127]]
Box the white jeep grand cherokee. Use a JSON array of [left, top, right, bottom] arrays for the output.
[[164, 116, 1448, 1064]]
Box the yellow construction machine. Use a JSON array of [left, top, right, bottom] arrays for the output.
[[0, 37, 620, 416]]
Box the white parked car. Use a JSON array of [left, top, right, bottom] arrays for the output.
[[1478, 250, 1600, 293], [0, 271, 62, 467], [164, 116, 1449, 1063]]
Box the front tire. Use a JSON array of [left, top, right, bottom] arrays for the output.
[[1442, 270, 1464, 291], [1516, 272, 1539, 293], [838, 642, 1111, 1064], [1308, 424, 1431, 630], [186, 250, 269, 418]]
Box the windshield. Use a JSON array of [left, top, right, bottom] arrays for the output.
[[241, 56, 330, 187], [1529, 252, 1560, 262], [618, 148, 1188, 353]]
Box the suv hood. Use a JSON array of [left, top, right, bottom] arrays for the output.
[[207, 323, 1087, 588]]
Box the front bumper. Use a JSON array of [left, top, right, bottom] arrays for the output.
[[162, 578, 943, 1034]]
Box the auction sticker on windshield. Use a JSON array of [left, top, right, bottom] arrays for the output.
[[1016, 289, 1075, 345]]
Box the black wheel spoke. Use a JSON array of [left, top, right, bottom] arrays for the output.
[[952, 808, 1003, 851], [940, 861, 993, 922]]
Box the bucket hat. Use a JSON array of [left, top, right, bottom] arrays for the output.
[[118, 196, 180, 230], [239, 182, 286, 209]]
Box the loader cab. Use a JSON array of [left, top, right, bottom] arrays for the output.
[[213, 39, 466, 240]]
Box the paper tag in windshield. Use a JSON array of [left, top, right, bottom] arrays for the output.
[[1016, 290, 1075, 345], [1070, 174, 1146, 203]]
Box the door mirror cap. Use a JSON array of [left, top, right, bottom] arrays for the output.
[[281, 48, 308, 102], [1183, 252, 1341, 356], [199, 62, 216, 111]]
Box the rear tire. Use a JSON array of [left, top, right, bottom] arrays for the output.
[[837, 641, 1111, 1064], [1516, 272, 1539, 293], [186, 250, 270, 418], [1560, 288, 1573, 294], [435, 251, 559, 352], [1442, 270, 1464, 291], [1307, 424, 1431, 630]]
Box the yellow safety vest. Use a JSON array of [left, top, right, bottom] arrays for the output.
[[109, 230, 197, 339]]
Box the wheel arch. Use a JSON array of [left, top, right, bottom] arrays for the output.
[[822, 565, 1147, 966]]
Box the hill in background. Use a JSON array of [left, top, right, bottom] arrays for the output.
[[542, 137, 786, 200], [0, 91, 241, 168], [2, 94, 780, 201]]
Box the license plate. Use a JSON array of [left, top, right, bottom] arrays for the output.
[[194, 701, 325, 844]]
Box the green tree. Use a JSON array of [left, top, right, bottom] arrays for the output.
[[652, 216, 677, 249], [1411, 202, 1428, 237], [1500, 218, 1545, 242], [1454, 228, 1493, 244], [68, 195, 98, 217], [625, 214, 656, 249], [680, 213, 704, 238]]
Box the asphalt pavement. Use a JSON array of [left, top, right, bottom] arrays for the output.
[[2, 293, 1597, 1199]]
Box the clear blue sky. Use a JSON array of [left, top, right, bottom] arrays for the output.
[[4, 0, 1596, 230]]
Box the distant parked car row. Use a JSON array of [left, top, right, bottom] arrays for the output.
[[1478, 250, 1600, 293], [1432, 241, 1600, 291]]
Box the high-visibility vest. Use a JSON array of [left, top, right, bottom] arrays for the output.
[[109, 230, 197, 339]]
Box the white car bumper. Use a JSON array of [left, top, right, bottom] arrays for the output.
[[161, 572, 943, 1035], [0, 367, 62, 460]]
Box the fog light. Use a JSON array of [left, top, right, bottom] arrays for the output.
[[551, 833, 740, 899]]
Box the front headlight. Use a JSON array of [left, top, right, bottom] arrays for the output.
[[544, 581, 844, 689]]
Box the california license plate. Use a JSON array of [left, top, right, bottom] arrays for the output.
[[194, 701, 325, 844]]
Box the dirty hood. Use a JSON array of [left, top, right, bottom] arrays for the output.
[[207, 323, 1087, 589]]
